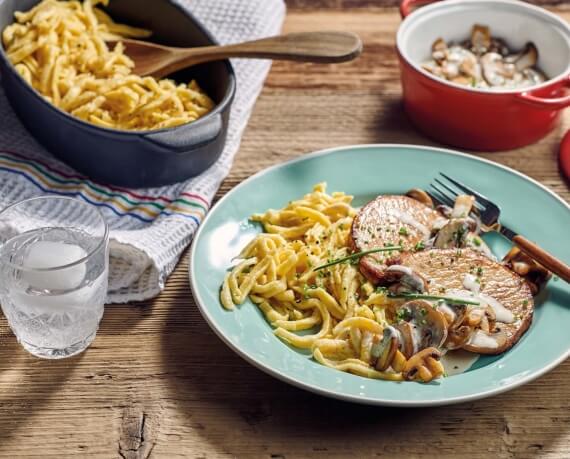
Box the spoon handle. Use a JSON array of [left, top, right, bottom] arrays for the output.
[[173, 31, 362, 68]]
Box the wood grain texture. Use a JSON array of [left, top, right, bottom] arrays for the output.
[[286, 0, 570, 8], [1, 6, 569, 459]]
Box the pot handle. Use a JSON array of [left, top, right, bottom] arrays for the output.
[[141, 113, 223, 153], [515, 75, 570, 110], [400, 0, 441, 18]]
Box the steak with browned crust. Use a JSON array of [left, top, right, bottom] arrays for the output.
[[351, 195, 442, 284]]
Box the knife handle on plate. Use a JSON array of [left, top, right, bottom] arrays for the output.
[[513, 235, 570, 283]]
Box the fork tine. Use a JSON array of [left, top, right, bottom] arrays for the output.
[[429, 184, 455, 207], [439, 173, 492, 207], [436, 177, 485, 211]]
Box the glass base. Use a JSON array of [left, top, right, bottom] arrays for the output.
[[19, 331, 96, 359]]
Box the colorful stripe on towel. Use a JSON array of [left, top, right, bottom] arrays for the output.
[[0, 150, 209, 224]]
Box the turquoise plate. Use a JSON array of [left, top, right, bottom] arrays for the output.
[[189, 145, 570, 406]]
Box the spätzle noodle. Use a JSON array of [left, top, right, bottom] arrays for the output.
[[2, 0, 215, 131], [221, 183, 406, 381]]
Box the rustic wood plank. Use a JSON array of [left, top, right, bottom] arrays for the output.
[[286, 0, 570, 9], [0, 6, 569, 459]]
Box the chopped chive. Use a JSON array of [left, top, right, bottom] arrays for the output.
[[387, 292, 480, 306], [313, 246, 403, 271]]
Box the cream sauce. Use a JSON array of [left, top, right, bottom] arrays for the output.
[[441, 349, 480, 376], [386, 265, 425, 292], [437, 303, 458, 323], [386, 209, 431, 238], [462, 273, 481, 294], [447, 289, 514, 324], [468, 330, 499, 349], [478, 293, 515, 324]]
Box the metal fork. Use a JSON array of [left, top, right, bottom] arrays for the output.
[[429, 172, 570, 283]]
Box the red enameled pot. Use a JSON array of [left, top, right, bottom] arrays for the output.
[[396, 0, 570, 151]]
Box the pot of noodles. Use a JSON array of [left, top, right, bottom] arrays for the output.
[[396, 0, 570, 151], [0, 0, 236, 187]]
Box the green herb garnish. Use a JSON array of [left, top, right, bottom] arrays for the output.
[[387, 292, 480, 306], [399, 227, 409, 236], [472, 237, 482, 247], [453, 226, 467, 246], [414, 241, 425, 252], [313, 246, 402, 271], [395, 307, 412, 322]]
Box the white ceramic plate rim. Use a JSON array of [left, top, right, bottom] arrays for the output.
[[189, 143, 570, 406]]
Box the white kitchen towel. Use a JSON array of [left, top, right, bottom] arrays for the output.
[[0, 0, 286, 303]]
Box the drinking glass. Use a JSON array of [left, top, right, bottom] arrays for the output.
[[0, 196, 109, 358]]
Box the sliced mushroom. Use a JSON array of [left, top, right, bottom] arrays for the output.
[[402, 347, 444, 382], [394, 300, 448, 358], [445, 325, 473, 350], [463, 328, 508, 353], [395, 322, 416, 358], [511, 42, 538, 71], [442, 61, 460, 79], [438, 302, 475, 349], [503, 246, 551, 295], [464, 304, 496, 333], [434, 218, 475, 249], [432, 37, 448, 62], [489, 37, 510, 56], [370, 326, 399, 371], [481, 52, 516, 86], [450, 75, 474, 86], [421, 61, 445, 78], [471, 24, 491, 55], [424, 25, 546, 89], [451, 194, 475, 219], [385, 265, 428, 293], [406, 188, 434, 208]]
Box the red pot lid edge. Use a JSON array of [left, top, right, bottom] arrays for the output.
[[560, 131, 570, 183]]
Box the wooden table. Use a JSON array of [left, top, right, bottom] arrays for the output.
[[1, 3, 569, 458]]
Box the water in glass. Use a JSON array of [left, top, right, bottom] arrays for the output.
[[0, 226, 108, 358]]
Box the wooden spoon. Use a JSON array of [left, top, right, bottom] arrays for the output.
[[109, 31, 363, 78]]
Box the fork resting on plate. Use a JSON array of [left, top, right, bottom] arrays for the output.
[[429, 173, 570, 283]]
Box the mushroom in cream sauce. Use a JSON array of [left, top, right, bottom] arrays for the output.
[[422, 24, 547, 90]]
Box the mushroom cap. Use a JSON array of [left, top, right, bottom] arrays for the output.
[[385, 265, 428, 293], [405, 188, 434, 208], [371, 326, 399, 371], [394, 300, 448, 358], [471, 24, 492, 54], [402, 347, 444, 382], [434, 218, 476, 249]]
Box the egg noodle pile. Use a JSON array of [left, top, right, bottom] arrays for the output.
[[221, 183, 409, 381], [2, 0, 214, 130]]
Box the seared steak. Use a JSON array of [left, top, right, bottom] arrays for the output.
[[401, 248, 534, 354], [351, 195, 442, 284]]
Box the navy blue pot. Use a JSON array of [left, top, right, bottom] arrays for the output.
[[0, 0, 236, 188]]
